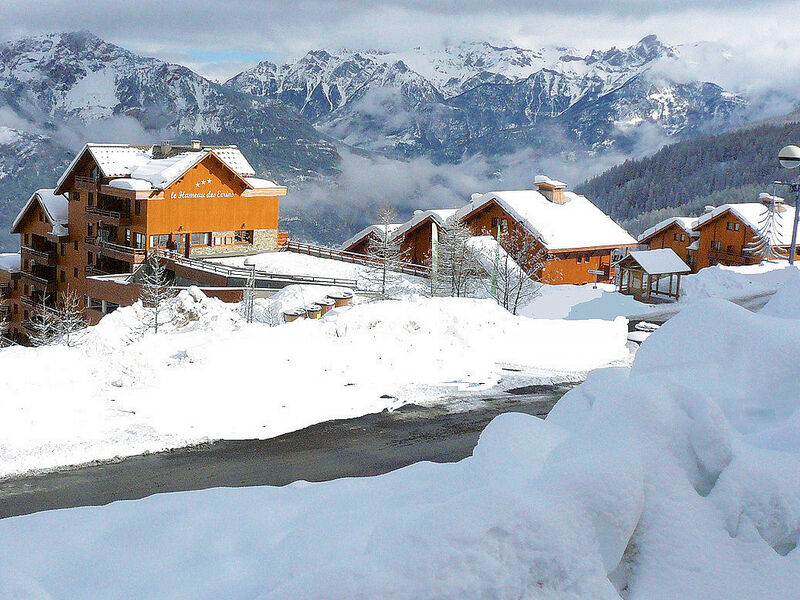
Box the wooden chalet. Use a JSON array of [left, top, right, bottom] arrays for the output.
[[340, 222, 403, 255], [637, 216, 699, 270], [392, 209, 458, 265], [453, 176, 637, 284], [0, 141, 288, 343]]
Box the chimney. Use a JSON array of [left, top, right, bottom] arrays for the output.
[[152, 140, 173, 159], [191, 139, 202, 150], [534, 175, 568, 204]]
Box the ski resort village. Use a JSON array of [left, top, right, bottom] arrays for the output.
[[2, 12, 800, 600]]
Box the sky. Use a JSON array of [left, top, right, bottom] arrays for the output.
[[0, 0, 796, 81]]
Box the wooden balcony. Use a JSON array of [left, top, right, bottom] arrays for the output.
[[86, 236, 146, 263], [21, 245, 58, 266], [0, 282, 10, 299], [86, 205, 131, 226], [21, 271, 56, 293], [74, 176, 100, 191], [85, 265, 110, 276], [708, 250, 756, 266]]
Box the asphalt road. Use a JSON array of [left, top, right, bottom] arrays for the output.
[[0, 387, 570, 520]]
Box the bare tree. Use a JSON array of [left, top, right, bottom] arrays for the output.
[[139, 254, 177, 333], [485, 228, 547, 315], [362, 206, 406, 298], [746, 195, 789, 261], [0, 299, 11, 347], [29, 293, 58, 347], [435, 217, 482, 297], [239, 263, 257, 323], [54, 289, 86, 347]]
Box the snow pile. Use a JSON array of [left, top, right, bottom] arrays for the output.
[[518, 282, 649, 320], [759, 269, 800, 319], [679, 262, 800, 303], [2, 297, 799, 599], [0, 292, 629, 477]]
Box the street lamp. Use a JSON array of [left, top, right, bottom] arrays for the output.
[[776, 145, 800, 265]]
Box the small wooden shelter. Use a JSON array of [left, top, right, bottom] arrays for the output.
[[616, 248, 691, 302]]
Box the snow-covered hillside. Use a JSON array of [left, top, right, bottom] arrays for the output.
[[0, 287, 630, 477], [2, 283, 799, 599]]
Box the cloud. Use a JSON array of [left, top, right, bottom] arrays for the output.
[[0, 1, 796, 82]]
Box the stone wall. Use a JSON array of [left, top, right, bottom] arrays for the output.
[[189, 229, 279, 258]]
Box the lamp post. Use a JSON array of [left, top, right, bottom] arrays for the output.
[[776, 145, 800, 265]]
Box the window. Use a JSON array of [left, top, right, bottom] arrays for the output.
[[88, 251, 93, 265], [490, 217, 508, 233], [74, 241, 78, 251], [234, 230, 252, 244], [88, 192, 94, 206], [60, 270, 66, 283], [38, 210, 44, 222], [191, 232, 210, 245], [71, 192, 80, 202], [133, 232, 146, 249], [680, 233, 686, 242], [23, 259, 29, 270], [125, 229, 131, 244], [135, 201, 142, 217], [73, 267, 78, 278], [60, 244, 65, 257], [24, 234, 29, 246], [673, 233, 680, 241], [24, 285, 29, 295], [711, 240, 722, 252], [125, 199, 131, 214], [726, 221, 741, 231], [150, 234, 169, 248], [87, 223, 93, 236]]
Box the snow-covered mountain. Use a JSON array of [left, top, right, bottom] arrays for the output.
[[227, 36, 748, 160]]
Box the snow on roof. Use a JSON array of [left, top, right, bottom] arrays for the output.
[[638, 216, 698, 242], [10, 189, 68, 233], [245, 177, 280, 189], [340, 223, 404, 251], [0, 252, 21, 273], [695, 202, 799, 246], [455, 189, 637, 251], [686, 240, 699, 251], [392, 208, 459, 239], [627, 249, 691, 275], [108, 178, 152, 191], [55, 144, 261, 192], [534, 175, 567, 188]]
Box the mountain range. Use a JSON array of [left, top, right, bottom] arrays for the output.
[[0, 31, 793, 249]]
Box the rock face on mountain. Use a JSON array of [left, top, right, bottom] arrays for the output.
[[226, 36, 747, 161]]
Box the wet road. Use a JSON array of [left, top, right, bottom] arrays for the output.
[[0, 387, 571, 520]]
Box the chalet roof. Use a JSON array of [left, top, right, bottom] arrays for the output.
[[54, 143, 281, 194], [623, 249, 691, 275], [454, 188, 637, 251], [0, 252, 21, 273], [694, 202, 799, 246], [638, 216, 698, 242], [340, 223, 403, 251], [10, 189, 68, 234], [392, 208, 459, 240]]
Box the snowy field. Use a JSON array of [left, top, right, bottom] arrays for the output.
[[2, 275, 799, 599], [0, 287, 630, 478]]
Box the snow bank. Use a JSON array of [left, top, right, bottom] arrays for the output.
[[2, 295, 798, 599], [679, 262, 800, 303], [518, 282, 649, 320], [0, 291, 629, 477]]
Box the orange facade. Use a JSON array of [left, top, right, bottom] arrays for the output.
[[692, 212, 761, 271], [640, 223, 693, 266], [399, 218, 437, 265]]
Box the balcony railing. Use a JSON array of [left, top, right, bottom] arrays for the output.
[[86, 236, 146, 259], [21, 245, 58, 266], [21, 271, 56, 292], [708, 250, 753, 265], [86, 205, 131, 225], [85, 265, 110, 276], [74, 176, 100, 191]]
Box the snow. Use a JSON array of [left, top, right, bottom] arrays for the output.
[[108, 177, 152, 191], [391, 208, 459, 240], [534, 174, 567, 188], [637, 215, 697, 242], [55, 144, 260, 192], [2, 295, 799, 599], [759, 269, 800, 319], [695, 202, 800, 246], [455, 188, 637, 251], [244, 176, 280, 189], [10, 189, 68, 232], [0, 289, 629, 478], [679, 262, 800, 304], [519, 282, 650, 320], [0, 252, 20, 272], [626, 248, 691, 274]]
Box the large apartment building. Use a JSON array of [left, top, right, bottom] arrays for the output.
[[0, 141, 287, 343]]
